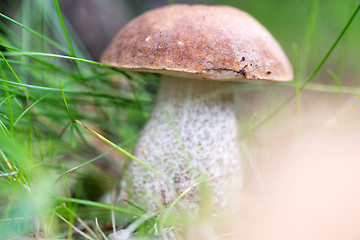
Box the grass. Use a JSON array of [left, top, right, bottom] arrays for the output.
[[252, 2, 360, 132], [0, 0, 156, 238], [0, 0, 360, 239]]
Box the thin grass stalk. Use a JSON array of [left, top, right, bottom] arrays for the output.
[[0, 13, 68, 53], [252, 3, 360, 132]]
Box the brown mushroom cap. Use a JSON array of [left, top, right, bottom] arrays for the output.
[[101, 4, 293, 81]]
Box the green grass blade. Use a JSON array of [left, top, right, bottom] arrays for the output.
[[252, 3, 360, 132], [2, 84, 14, 135], [54, 196, 143, 216], [301, 3, 360, 91], [0, 51, 26, 87], [56, 149, 114, 181], [328, 70, 342, 91], [0, 13, 68, 53], [1, 50, 34, 146], [345, 95, 360, 121], [53, 0, 83, 77], [74, 120, 159, 174], [282, 82, 360, 95], [301, 0, 319, 75], [60, 83, 74, 120], [13, 95, 47, 127], [292, 43, 300, 128], [1, 51, 108, 67], [159, 180, 204, 232], [0, 78, 143, 102]]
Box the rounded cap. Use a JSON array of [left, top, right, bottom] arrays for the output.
[[101, 4, 293, 81]]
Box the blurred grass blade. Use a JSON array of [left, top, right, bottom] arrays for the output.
[[53, 0, 82, 77], [159, 180, 203, 232], [1, 51, 109, 67], [56, 149, 114, 181], [292, 43, 300, 128], [54, 196, 142, 216], [60, 203, 98, 240], [284, 82, 360, 94], [60, 83, 74, 120], [300, 3, 360, 91], [95, 218, 109, 240], [252, 3, 360, 132], [0, 78, 140, 101], [13, 95, 47, 126], [116, 211, 158, 238], [73, 120, 159, 174], [0, 13, 68, 53], [328, 70, 342, 91], [2, 83, 14, 135], [0, 51, 30, 126], [301, 0, 319, 75], [0, 51, 26, 87], [54, 212, 95, 240], [345, 96, 360, 121]]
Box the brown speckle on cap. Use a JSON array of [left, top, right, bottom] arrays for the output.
[[101, 4, 293, 81]]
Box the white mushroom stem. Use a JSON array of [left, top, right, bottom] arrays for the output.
[[128, 75, 243, 209]]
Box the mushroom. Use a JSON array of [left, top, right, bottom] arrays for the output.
[[101, 4, 293, 210]]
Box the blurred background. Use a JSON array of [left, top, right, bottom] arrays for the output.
[[1, 0, 360, 239]]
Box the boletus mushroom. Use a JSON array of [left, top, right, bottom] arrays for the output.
[[101, 4, 293, 210]]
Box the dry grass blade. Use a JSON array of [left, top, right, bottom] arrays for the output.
[[95, 218, 109, 240], [61, 203, 99, 240], [54, 212, 96, 240]]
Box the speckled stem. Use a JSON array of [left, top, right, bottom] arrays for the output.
[[127, 76, 243, 210]]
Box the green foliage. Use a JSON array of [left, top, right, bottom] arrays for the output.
[[0, 0, 156, 238]]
